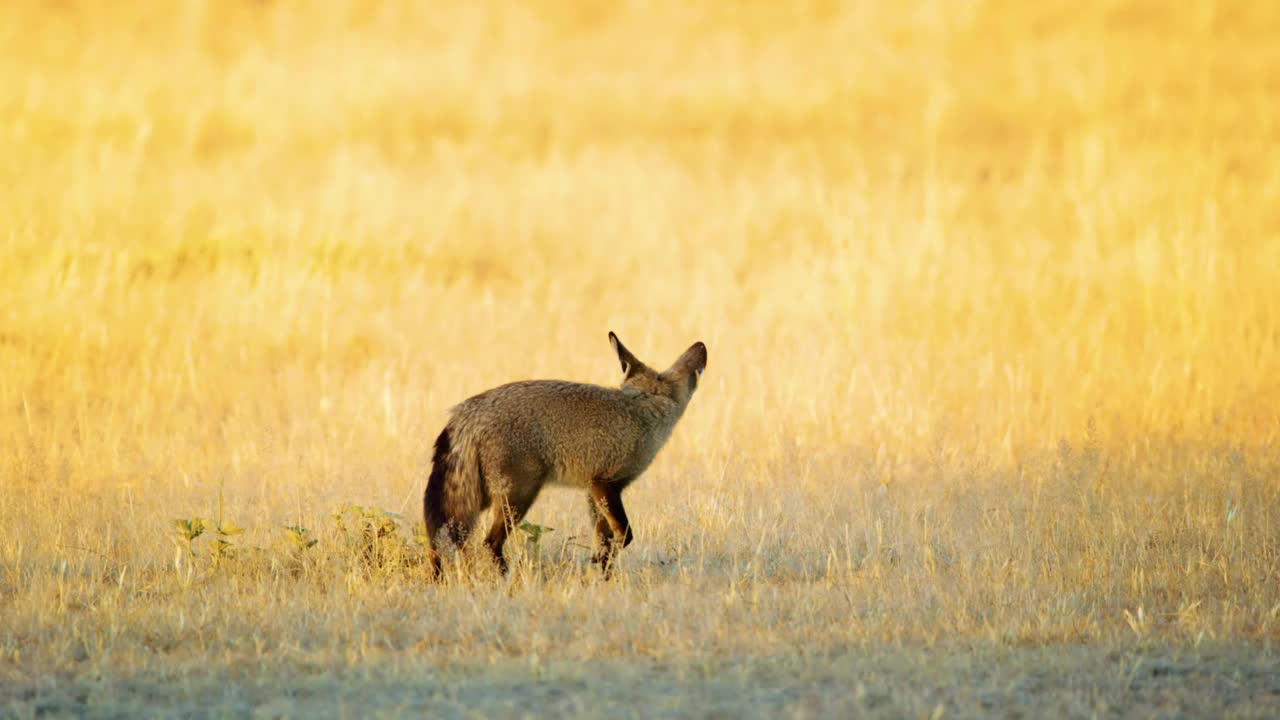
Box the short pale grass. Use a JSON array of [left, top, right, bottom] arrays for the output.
[[1, 0, 1278, 715]]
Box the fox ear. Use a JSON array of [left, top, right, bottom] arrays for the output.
[[668, 341, 708, 381], [609, 331, 642, 377]]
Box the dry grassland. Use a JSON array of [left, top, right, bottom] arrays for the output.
[[2, 0, 1279, 716]]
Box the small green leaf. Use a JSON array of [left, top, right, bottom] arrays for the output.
[[519, 521, 554, 544], [209, 538, 234, 561], [284, 525, 318, 551], [217, 520, 245, 536], [173, 518, 205, 541]]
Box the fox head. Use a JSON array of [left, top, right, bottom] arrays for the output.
[[608, 331, 708, 408]]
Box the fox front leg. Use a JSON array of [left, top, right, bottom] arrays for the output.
[[589, 482, 633, 577], [586, 494, 611, 563]]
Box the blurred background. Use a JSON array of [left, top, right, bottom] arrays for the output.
[[2, 7, 1280, 696], [1, 0, 1278, 526]]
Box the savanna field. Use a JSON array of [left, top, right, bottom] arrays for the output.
[[2, 0, 1279, 716]]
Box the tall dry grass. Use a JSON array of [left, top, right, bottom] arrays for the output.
[[1, 0, 1279, 710]]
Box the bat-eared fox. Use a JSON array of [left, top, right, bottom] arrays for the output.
[[423, 332, 707, 578]]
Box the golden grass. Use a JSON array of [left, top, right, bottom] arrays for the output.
[[2, 0, 1279, 714]]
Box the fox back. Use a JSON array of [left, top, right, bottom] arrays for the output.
[[422, 332, 707, 577]]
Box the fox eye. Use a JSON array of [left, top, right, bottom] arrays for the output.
[[695, 368, 703, 378]]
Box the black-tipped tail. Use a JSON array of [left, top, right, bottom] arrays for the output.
[[423, 427, 452, 538]]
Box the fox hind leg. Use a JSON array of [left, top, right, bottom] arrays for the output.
[[482, 472, 544, 575]]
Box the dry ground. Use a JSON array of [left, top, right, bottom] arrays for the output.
[[9, 646, 1280, 718], [2, 0, 1279, 717]]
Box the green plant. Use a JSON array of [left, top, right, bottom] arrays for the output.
[[171, 516, 243, 568], [518, 520, 555, 562], [284, 525, 318, 551], [208, 519, 244, 567], [332, 505, 417, 571], [173, 517, 205, 558]]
